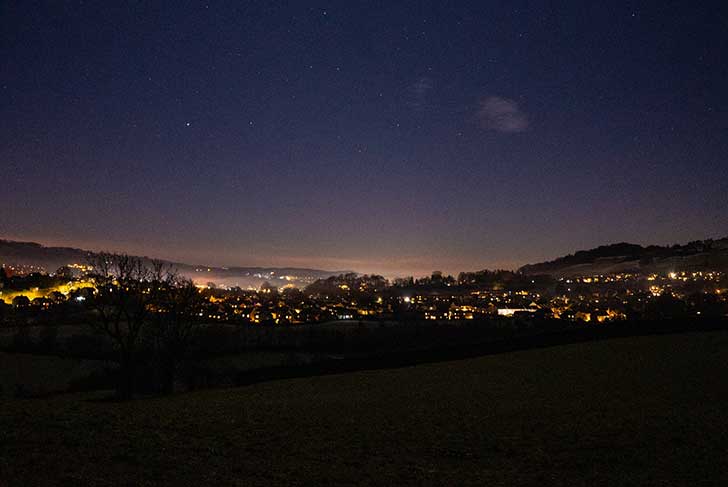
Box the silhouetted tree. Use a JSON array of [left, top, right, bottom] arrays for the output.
[[645, 293, 688, 320], [12, 295, 30, 307], [85, 253, 170, 399], [150, 277, 204, 394]]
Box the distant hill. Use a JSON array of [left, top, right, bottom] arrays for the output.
[[0, 240, 91, 271], [0, 239, 349, 288], [519, 237, 728, 277], [5, 236, 728, 283]]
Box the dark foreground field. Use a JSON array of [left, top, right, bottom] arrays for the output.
[[2, 332, 728, 486]]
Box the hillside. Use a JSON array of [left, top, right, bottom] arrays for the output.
[[0, 239, 347, 288], [0, 240, 91, 271], [519, 237, 728, 277], [2, 332, 728, 486]]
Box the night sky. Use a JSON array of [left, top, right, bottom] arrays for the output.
[[2, 1, 727, 276]]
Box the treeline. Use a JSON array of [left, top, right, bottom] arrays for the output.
[[305, 270, 556, 294], [519, 237, 728, 275]]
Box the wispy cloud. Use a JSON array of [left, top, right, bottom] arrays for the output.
[[477, 96, 529, 133], [408, 76, 434, 110]]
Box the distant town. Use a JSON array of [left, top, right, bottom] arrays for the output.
[[2, 258, 726, 327]]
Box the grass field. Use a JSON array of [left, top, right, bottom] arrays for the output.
[[0, 352, 107, 398], [2, 331, 728, 486]]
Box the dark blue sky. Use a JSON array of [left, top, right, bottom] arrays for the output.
[[2, 1, 727, 276]]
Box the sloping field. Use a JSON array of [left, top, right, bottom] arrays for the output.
[[2, 332, 728, 486], [0, 352, 106, 398]]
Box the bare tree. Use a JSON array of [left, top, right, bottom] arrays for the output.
[[86, 253, 172, 399], [150, 277, 204, 394]]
